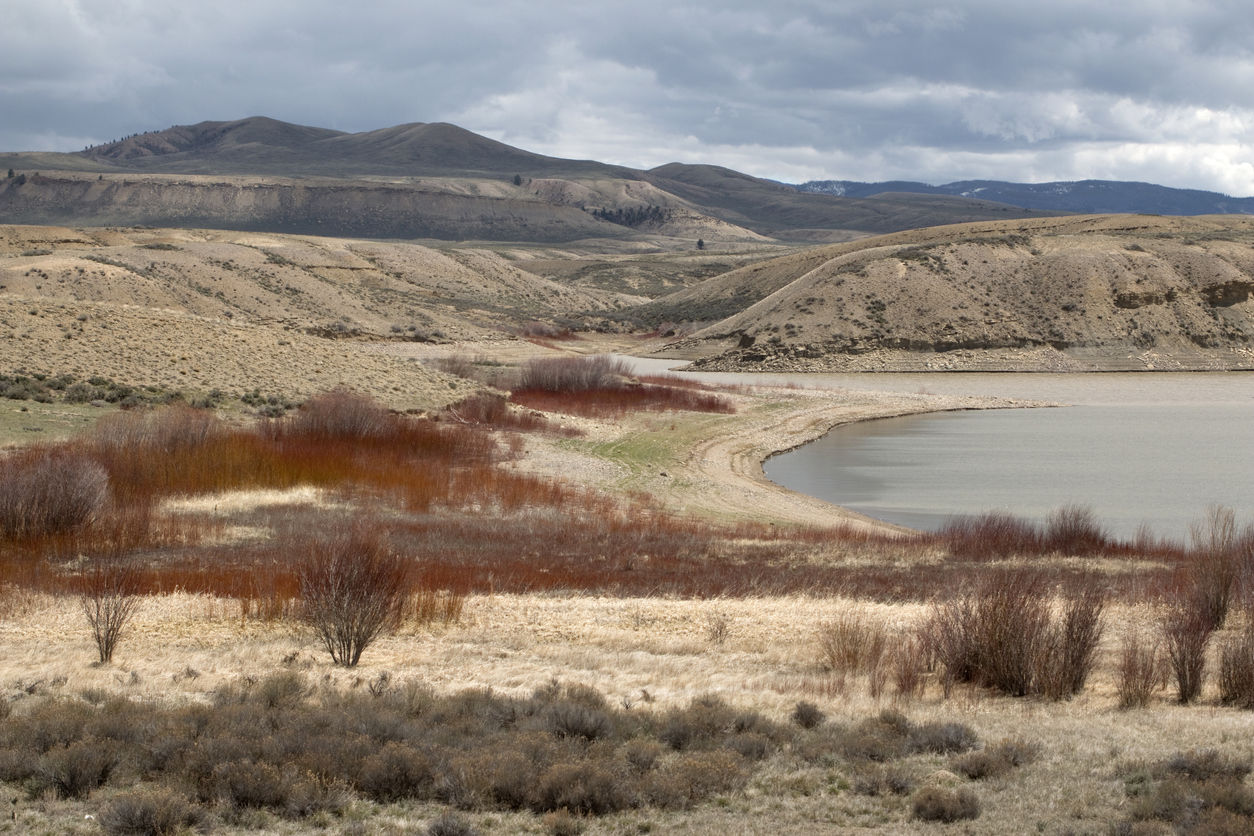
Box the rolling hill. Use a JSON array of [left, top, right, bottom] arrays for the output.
[[0, 224, 644, 408], [646, 214, 1254, 371]]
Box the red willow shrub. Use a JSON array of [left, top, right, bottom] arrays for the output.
[[510, 354, 734, 418]]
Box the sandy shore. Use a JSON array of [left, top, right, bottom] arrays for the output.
[[511, 379, 1031, 532]]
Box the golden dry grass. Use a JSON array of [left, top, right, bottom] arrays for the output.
[[4, 590, 1254, 834]]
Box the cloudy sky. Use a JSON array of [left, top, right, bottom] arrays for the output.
[[6, 0, 1254, 194]]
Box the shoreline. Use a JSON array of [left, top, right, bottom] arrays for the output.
[[521, 380, 1035, 532]]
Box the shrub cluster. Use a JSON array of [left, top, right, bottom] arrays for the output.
[[511, 355, 734, 417], [795, 708, 979, 767], [925, 571, 1106, 699], [0, 371, 182, 407], [0, 448, 107, 540], [1119, 749, 1254, 833], [939, 504, 1112, 559], [912, 786, 981, 823], [0, 678, 772, 824]]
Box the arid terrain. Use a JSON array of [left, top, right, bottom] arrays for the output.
[[3, 121, 1254, 834], [654, 214, 1254, 371]]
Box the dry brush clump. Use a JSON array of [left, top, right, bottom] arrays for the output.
[[297, 520, 411, 667], [1219, 618, 1254, 708], [816, 609, 889, 676], [924, 570, 1107, 699], [1118, 749, 1254, 834], [912, 785, 981, 823], [0, 680, 1030, 829], [511, 354, 734, 418], [1161, 601, 1215, 704], [1117, 629, 1166, 709], [77, 553, 142, 664], [0, 446, 108, 540]]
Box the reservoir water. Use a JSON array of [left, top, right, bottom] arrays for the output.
[[623, 360, 1254, 543]]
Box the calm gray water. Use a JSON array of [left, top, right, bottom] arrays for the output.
[[620, 359, 1254, 543]]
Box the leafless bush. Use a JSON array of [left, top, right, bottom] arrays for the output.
[[288, 388, 392, 439], [816, 610, 888, 676], [1118, 630, 1165, 709], [532, 760, 629, 815], [927, 572, 1104, 699], [99, 786, 202, 836], [1162, 604, 1215, 704], [891, 634, 927, 700], [78, 554, 142, 664], [0, 448, 108, 539], [36, 739, 118, 798], [940, 511, 1041, 559], [90, 405, 220, 454], [951, 737, 1040, 780], [850, 762, 915, 796], [356, 741, 437, 802], [1190, 505, 1242, 631], [1219, 622, 1254, 708], [907, 721, 979, 755], [1043, 503, 1108, 555], [928, 572, 1051, 697], [1039, 580, 1108, 699], [429, 352, 479, 380], [518, 355, 632, 393], [646, 750, 747, 810], [298, 522, 411, 667], [912, 785, 981, 822], [427, 813, 482, 836], [790, 701, 825, 729]]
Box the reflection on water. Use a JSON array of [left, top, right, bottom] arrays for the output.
[[619, 359, 1254, 542]]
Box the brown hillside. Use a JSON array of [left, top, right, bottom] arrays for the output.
[[0, 224, 639, 338], [0, 224, 649, 406], [659, 214, 1254, 371]]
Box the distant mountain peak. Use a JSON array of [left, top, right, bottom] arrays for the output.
[[795, 178, 1254, 216]]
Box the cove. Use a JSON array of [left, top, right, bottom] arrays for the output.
[[760, 373, 1254, 543]]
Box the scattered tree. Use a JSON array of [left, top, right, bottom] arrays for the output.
[[6, 168, 13, 179], [697, 238, 705, 250], [79, 554, 142, 664], [298, 521, 410, 667], [513, 173, 522, 186]]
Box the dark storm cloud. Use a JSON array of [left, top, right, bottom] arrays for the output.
[[4, 0, 1252, 193]]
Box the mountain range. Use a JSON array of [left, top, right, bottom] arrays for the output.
[[0, 117, 1060, 243], [795, 179, 1254, 217]]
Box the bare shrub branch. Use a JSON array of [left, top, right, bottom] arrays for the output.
[[518, 355, 633, 393], [78, 554, 142, 664], [1162, 603, 1215, 704], [1040, 579, 1108, 699], [0, 448, 108, 540], [288, 388, 392, 440], [1043, 504, 1108, 556], [1117, 629, 1164, 709], [1189, 505, 1241, 631], [1219, 619, 1254, 708], [298, 521, 411, 667], [816, 610, 888, 676], [927, 571, 1105, 699]]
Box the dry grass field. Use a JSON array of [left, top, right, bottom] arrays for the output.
[[2, 348, 1254, 835], [2, 365, 1254, 836]]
